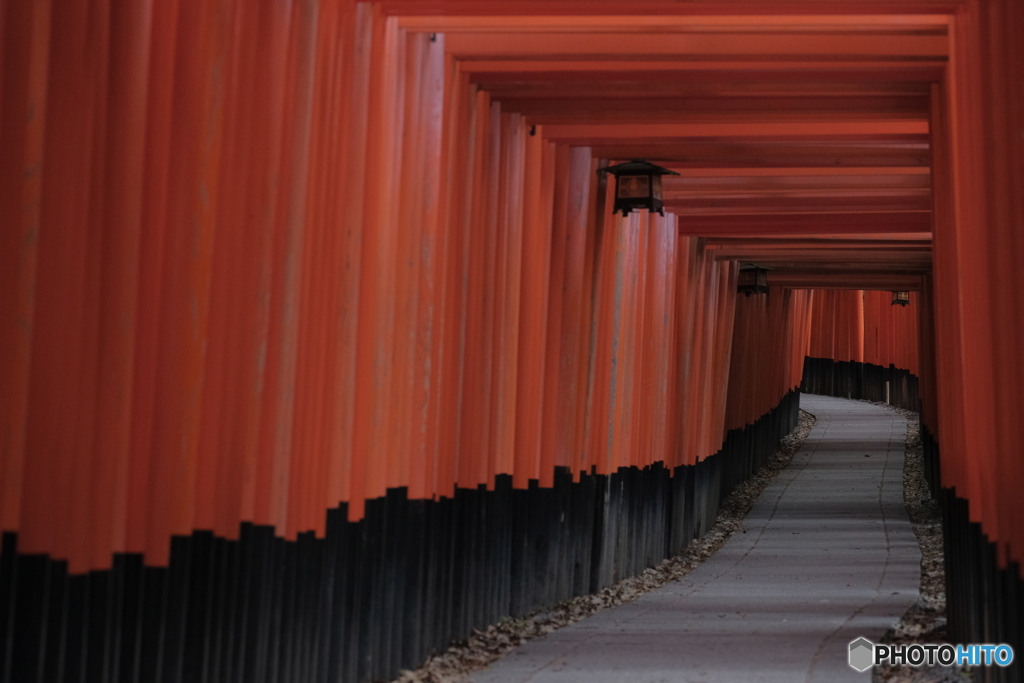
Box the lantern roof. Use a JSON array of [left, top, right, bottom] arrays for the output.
[[599, 159, 679, 177]]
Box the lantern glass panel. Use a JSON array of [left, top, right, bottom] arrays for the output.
[[652, 174, 663, 200], [737, 265, 769, 295], [617, 175, 650, 199]]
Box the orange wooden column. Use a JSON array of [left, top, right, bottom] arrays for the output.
[[587, 200, 638, 475], [710, 263, 739, 449], [253, 0, 320, 532], [579, 163, 612, 476], [124, 0, 178, 557], [677, 238, 707, 464], [540, 145, 596, 479], [144, 0, 231, 566], [935, 13, 994, 541], [18, 0, 111, 573], [407, 33, 446, 503], [786, 290, 810, 390], [514, 130, 556, 486], [91, 0, 153, 566], [977, 0, 1024, 567], [917, 278, 940, 432], [569, 157, 603, 479], [456, 87, 495, 490], [932, 0, 1024, 567], [723, 291, 752, 433], [196, 0, 294, 541], [0, 0, 52, 542], [349, 7, 402, 521], [621, 211, 647, 470], [671, 236, 697, 465], [488, 111, 527, 487], [643, 211, 679, 468], [433, 55, 470, 501]]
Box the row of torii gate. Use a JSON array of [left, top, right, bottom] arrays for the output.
[[0, 1, 1020, 682]]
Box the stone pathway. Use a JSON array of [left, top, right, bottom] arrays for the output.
[[467, 395, 920, 683]]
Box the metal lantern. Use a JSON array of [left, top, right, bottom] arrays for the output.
[[737, 264, 769, 296], [598, 159, 679, 217], [892, 291, 910, 307]]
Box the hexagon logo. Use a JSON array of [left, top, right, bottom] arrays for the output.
[[848, 637, 874, 672]]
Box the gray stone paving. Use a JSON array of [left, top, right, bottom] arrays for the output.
[[467, 395, 920, 683]]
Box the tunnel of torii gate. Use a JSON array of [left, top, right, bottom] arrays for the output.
[[0, 0, 1022, 681]]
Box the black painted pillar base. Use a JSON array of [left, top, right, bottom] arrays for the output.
[[922, 427, 1023, 683], [1, 390, 803, 683], [801, 356, 919, 411]]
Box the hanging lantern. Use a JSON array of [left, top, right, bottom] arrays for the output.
[[737, 264, 769, 296], [597, 159, 679, 217], [892, 291, 910, 306]]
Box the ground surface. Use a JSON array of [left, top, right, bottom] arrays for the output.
[[460, 395, 921, 683], [394, 409, 816, 683], [874, 408, 969, 683]]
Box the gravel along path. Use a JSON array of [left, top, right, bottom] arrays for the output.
[[391, 410, 817, 683], [873, 406, 969, 683]]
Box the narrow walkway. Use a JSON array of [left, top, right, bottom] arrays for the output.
[[468, 395, 921, 683]]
